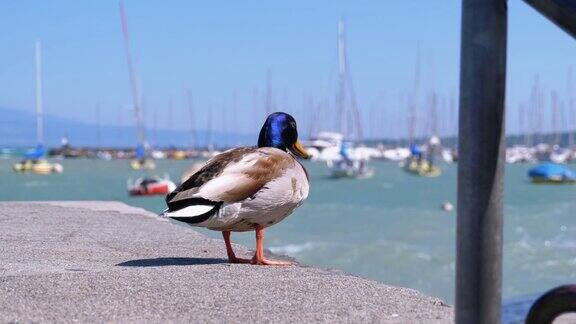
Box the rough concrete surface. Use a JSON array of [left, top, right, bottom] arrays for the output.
[[0, 201, 453, 323]]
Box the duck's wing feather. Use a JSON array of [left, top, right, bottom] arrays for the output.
[[165, 147, 293, 222]]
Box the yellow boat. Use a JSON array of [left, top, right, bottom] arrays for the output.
[[13, 159, 63, 175], [404, 159, 442, 177], [130, 159, 156, 170], [171, 150, 187, 160]]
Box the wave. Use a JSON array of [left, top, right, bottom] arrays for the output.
[[269, 242, 322, 255]]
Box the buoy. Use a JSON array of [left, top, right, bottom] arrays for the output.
[[441, 202, 454, 212]]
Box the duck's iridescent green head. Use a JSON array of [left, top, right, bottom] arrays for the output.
[[258, 112, 310, 159]]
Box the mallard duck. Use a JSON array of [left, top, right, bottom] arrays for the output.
[[163, 112, 310, 265]]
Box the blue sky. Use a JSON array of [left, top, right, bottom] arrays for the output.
[[1, 1, 575, 141]]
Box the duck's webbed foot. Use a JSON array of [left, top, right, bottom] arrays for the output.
[[222, 231, 251, 264], [250, 255, 292, 266], [229, 256, 252, 264], [251, 225, 293, 266]]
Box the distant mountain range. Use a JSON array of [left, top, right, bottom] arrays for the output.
[[0, 107, 256, 148], [3, 107, 575, 149]]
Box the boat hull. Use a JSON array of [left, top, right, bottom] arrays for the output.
[[129, 183, 171, 196], [530, 177, 576, 184], [330, 168, 375, 179], [13, 160, 63, 174], [130, 159, 156, 170], [403, 160, 441, 177]]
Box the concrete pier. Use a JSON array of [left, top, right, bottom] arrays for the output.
[[0, 201, 452, 323]]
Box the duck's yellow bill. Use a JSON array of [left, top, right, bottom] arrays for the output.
[[290, 140, 311, 159]]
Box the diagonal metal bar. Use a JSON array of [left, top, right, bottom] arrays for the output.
[[523, 0, 576, 39]]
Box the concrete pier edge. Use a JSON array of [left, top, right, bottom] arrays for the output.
[[0, 201, 452, 323]]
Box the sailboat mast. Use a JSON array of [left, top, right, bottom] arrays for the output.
[[152, 106, 157, 146], [265, 69, 273, 115], [537, 77, 544, 144], [350, 83, 363, 142], [429, 92, 438, 137], [168, 97, 173, 130], [449, 92, 456, 148], [369, 104, 376, 139], [185, 89, 195, 149], [567, 67, 575, 147], [119, 0, 144, 145], [337, 18, 346, 136], [207, 109, 212, 148], [518, 103, 525, 145], [35, 40, 44, 145], [336, 18, 363, 142], [528, 76, 539, 146], [552, 91, 559, 145], [232, 90, 238, 137], [96, 102, 101, 148], [409, 44, 421, 145]]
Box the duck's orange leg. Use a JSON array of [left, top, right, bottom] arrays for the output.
[[251, 225, 292, 266], [222, 231, 250, 264]]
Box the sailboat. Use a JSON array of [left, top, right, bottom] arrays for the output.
[[129, 144, 155, 170], [403, 48, 441, 177], [119, 0, 155, 171], [13, 40, 63, 175], [404, 139, 442, 177], [549, 91, 571, 163], [327, 19, 374, 179], [119, 1, 175, 197]]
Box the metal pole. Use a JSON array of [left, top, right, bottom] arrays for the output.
[[456, 0, 507, 323]]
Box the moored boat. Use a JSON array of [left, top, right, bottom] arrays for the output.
[[13, 145, 63, 175], [13, 41, 63, 175], [127, 175, 176, 196], [329, 160, 375, 179], [130, 145, 156, 170], [403, 144, 441, 177], [130, 158, 156, 170], [528, 163, 576, 184], [327, 143, 374, 179], [13, 159, 63, 175], [403, 159, 441, 177]]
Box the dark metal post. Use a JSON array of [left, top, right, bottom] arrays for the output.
[[456, 0, 507, 323]]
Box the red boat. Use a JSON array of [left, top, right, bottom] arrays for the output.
[[128, 176, 176, 196]]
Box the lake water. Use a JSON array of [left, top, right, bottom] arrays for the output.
[[2, 157, 575, 322]]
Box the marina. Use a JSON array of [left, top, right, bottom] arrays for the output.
[[2, 156, 576, 311]]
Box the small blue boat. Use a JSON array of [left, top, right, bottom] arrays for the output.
[[528, 163, 576, 184]]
